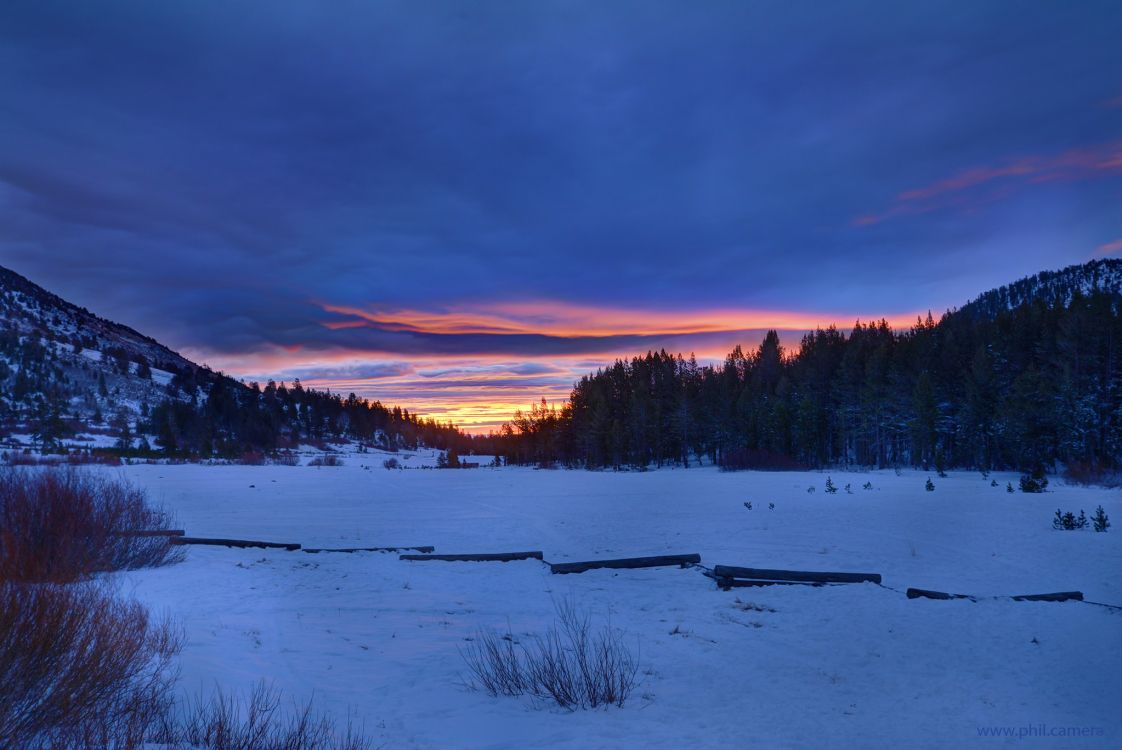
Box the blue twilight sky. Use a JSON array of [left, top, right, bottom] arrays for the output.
[[1, 1, 1121, 429]]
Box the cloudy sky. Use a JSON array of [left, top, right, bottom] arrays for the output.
[[2, 1, 1120, 430]]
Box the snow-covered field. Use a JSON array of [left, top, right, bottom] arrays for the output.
[[108, 459, 1121, 749]]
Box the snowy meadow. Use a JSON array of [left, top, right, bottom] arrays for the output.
[[108, 456, 1121, 750]]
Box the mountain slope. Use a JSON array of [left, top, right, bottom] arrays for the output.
[[0, 265, 219, 447], [0, 265, 472, 455], [953, 258, 1122, 323]]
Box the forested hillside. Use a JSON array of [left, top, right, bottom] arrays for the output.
[[493, 260, 1122, 474], [0, 265, 474, 457]]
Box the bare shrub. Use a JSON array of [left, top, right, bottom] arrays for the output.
[[272, 451, 301, 466], [0, 581, 181, 749], [382, 457, 400, 470], [0, 467, 184, 583], [309, 454, 343, 467], [462, 600, 639, 709], [173, 681, 372, 750], [1062, 460, 1122, 488]]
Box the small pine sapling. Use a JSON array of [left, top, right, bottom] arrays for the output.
[[744, 501, 752, 510], [1092, 505, 1110, 532], [1053, 508, 1090, 530], [990, 479, 998, 487], [925, 477, 935, 492], [862, 481, 873, 490], [844, 483, 852, 494], [768, 502, 775, 510], [825, 477, 838, 494], [1006, 482, 1014, 493]]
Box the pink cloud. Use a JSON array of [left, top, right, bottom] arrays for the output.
[[1095, 238, 1122, 257], [856, 139, 1122, 226]]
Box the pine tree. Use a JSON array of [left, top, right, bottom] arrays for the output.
[[825, 476, 837, 494], [925, 477, 935, 491], [1092, 505, 1110, 532]]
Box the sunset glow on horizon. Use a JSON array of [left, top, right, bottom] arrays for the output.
[[182, 302, 929, 433], [3, 2, 1119, 436], [318, 300, 925, 339]]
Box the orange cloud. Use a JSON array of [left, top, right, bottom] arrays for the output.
[[319, 300, 920, 339], [857, 139, 1122, 226], [192, 302, 928, 433]]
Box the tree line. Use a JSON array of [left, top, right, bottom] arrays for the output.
[[491, 262, 1121, 474], [145, 375, 476, 457]]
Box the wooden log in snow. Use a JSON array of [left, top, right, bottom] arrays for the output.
[[906, 588, 1083, 603], [906, 588, 972, 601], [1011, 591, 1083, 602], [399, 551, 543, 562], [304, 545, 435, 554], [712, 565, 882, 585], [114, 529, 186, 537], [170, 537, 301, 551], [550, 554, 701, 575], [714, 577, 828, 589]]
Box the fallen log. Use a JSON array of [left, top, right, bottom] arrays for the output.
[[714, 577, 827, 589], [1012, 591, 1083, 602], [304, 545, 435, 554], [550, 553, 701, 575], [906, 588, 971, 601], [399, 551, 543, 562], [712, 565, 882, 585], [906, 588, 1084, 603], [114, 529, 186, 537], [170, 537, 301, 551]]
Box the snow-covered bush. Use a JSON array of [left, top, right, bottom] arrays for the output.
[[824, 477, 837, 494], [309, 454, 343, 467], [462, 601, 639, 709], [383, 457, 400, 470], [925, 477, 935, 492]]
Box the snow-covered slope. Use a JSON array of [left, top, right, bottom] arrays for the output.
[[954, 258, 1122, 322], [0, 264, 215, 446]]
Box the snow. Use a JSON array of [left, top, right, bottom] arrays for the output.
[[108, 463, 1121, 749]]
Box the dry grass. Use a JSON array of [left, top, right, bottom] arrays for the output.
[[462, 600, 639, 709], [0, 467, 184, 583], [174, 682, 372, 750]]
